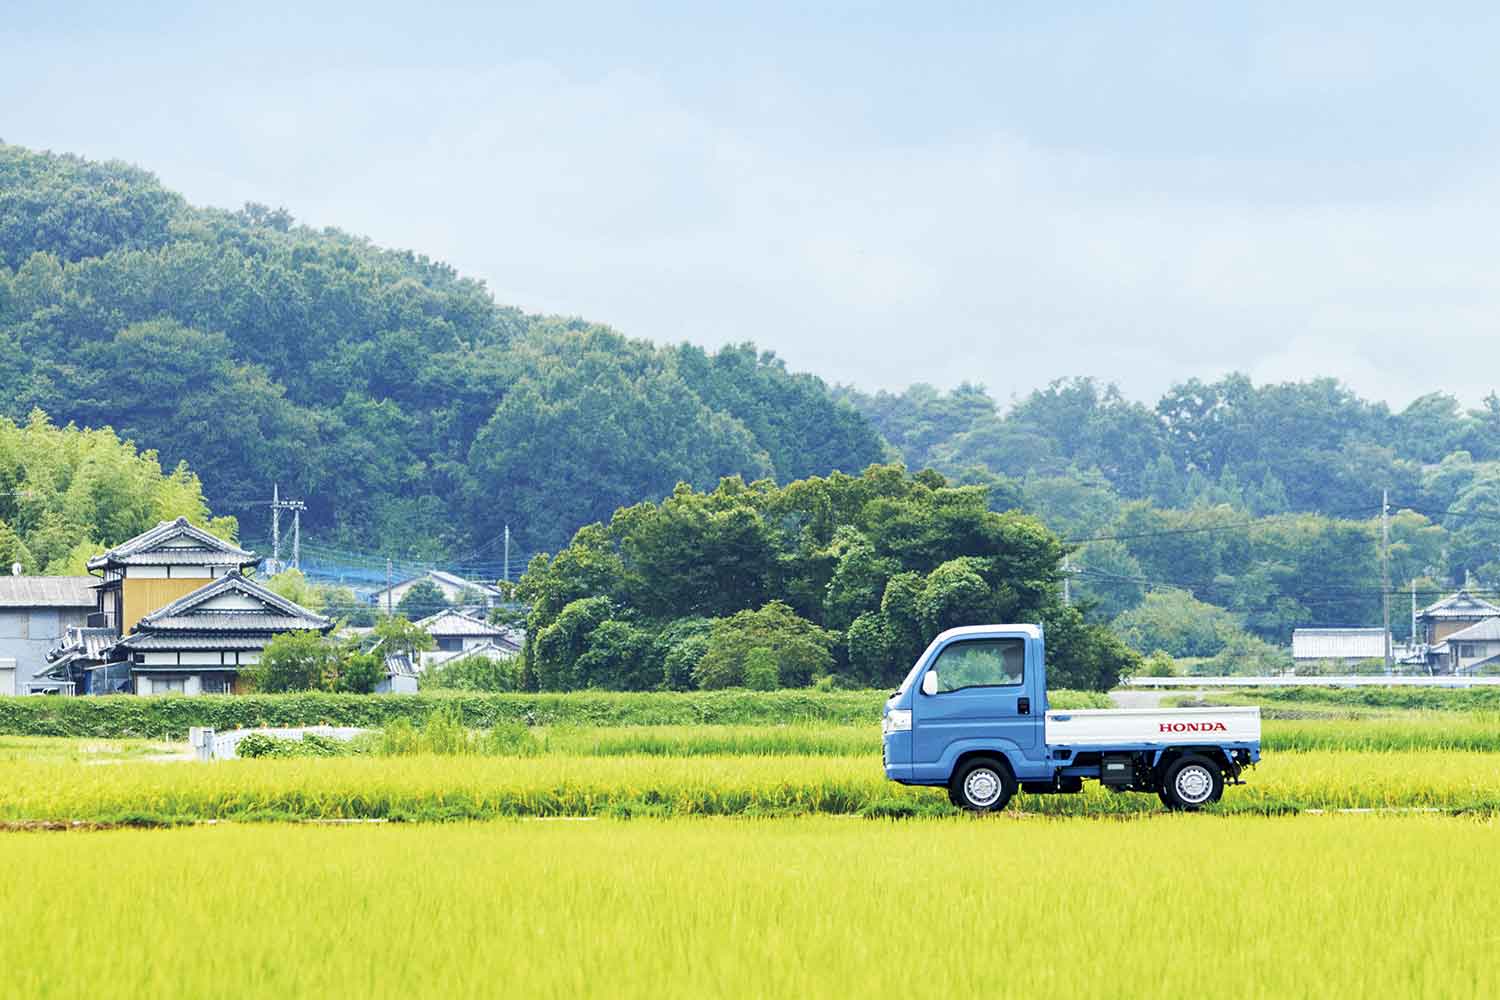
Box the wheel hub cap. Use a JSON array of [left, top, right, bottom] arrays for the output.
[[965, 769, 1002, 807], [1175, 766, 1213, 804]]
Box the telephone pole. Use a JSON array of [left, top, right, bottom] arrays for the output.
[[1382, 489, 1392, 674], [1062, 555, 1071, 606], [503, 524, 511, 584], [385, 558, 394, 618]]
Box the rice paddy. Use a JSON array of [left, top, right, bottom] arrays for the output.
[[2, 701, 1497, 996], [2, 814, 1496, 998]]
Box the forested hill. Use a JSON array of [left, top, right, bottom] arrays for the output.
[[0, 143, 883, 557], [838, 378, 1500, 653]]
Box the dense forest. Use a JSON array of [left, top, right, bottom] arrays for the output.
[[0, 143, 882, 558], [839, 378, 1500, 656]]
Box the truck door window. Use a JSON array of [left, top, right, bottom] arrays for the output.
[[930, 639, 1024, 693]]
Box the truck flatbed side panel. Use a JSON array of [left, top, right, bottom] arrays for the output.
[[1043, 706, 1261, 747]]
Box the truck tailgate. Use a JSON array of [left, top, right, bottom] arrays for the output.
[[1044, 707, 1260, 746]]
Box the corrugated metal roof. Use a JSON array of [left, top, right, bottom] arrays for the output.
[[45, 625, 118, 663], [0, 576, 96, 608], [1291, 628, 1388, 660]]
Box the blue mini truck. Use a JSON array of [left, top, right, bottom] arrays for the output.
[[881, 624, 1262, 812]]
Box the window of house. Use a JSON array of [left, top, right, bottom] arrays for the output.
[[929, 638, 1025, 693], [153, 676, 186, 695], [201, 675, 229, 695], [438, 636, 463, 652]]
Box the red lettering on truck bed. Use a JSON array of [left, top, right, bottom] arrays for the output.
[[1158, 721, 1229, 734]]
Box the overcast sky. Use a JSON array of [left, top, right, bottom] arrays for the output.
[[6, 2, 1500, 409]]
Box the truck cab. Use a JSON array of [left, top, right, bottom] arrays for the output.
[[882, 624, 1261, 812]]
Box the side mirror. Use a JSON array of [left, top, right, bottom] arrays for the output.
[[921, 671, 939, 696]]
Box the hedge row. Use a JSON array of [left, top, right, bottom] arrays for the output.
[[0, 691, 889, 739], [0, 688, 1111, 740], [1250, 686, 1500, 711]]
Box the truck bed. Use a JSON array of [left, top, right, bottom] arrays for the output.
[[1044, 706, 1261, 747]]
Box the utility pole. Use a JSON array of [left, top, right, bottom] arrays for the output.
[[1062, 555, 1071, 606], [503, 524, 511, 584], [1382, 489, 1392, 674], [271, 482, 280, 573], [385, 558, 393, 619], [1411, 580, 1418, 648], [265, 483, 307, 575]]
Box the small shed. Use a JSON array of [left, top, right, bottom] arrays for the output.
[[1291, 627, 1387, 666]]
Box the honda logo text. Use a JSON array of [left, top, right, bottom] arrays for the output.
[[1158, 721, 1229, 733]]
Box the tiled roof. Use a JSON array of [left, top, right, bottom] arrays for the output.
[[45, 626, 118, 663], [143, 614, 320, 632], [425, 640, 520, 667], [1417, 589, 1500, 621], [87, 517, 257, 571], [135, 572, 330, 633], [1442, 618, 1500, 643], [114, 634, 268, 651], [416, 609, 509, 638], [0, 576, 96, 608], [1291, 628, 1387, 660], [384, 653, 420, 678]]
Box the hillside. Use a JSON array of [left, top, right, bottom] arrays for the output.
[[0, 143, 883, 560]]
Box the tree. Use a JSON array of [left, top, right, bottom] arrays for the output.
[[425, 653, 523, 692], [336, 652, 385, 694], [531, 597, 615, 691], [396, 579, 449, 620], [373, 615, 435, 662], [846, 611, 897, 687], [241, 631, 338, 692], [693, 602, 835, 689], [1112, 590, 1245, 659]]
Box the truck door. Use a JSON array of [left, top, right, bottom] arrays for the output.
[[911, 636, 1037, 773]]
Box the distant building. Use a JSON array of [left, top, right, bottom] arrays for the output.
[[1437, 618, 1500, 674], [0, 576, 95, 695], [1291, 627, 1388, 668], [111, 571, 331, 695], [42, 518, 329, 696], [414, 609, 521, 669], [367, 571, 505, 613], [1415, 589, 1500, 645]]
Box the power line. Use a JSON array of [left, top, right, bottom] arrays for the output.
[[1063, 504, 1382, 545]]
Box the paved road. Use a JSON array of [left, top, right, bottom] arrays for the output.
[[1109, 689, 1177, 709]]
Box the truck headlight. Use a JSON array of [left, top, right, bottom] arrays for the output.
[[882, 710, 911, 734]]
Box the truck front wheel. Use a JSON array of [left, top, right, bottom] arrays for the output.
[[1157, 754, 1224, 811], [948, 757, 1016, 812]]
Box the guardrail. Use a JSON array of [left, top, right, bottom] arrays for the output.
[[1125, 675, 1500, 688]]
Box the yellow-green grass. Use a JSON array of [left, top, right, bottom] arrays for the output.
[[3, 750, 1499, 823], [1, 815, 1495, 997], [0, 735, 176, 763]]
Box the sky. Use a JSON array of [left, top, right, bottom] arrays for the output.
[[5, 1, 1500, 409]]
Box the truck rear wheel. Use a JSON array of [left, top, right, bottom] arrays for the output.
[[948, 757, 1016, 813], [1157, 754, 1224, 811]]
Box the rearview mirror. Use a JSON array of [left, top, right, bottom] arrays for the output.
[[921, 671, 939, 696]]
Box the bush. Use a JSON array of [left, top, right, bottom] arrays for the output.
[[425, 654, 524, 692], [743, 648, 779, 691], [694, 602, 835, 689]]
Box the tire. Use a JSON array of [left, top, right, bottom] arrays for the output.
[[1158, 754, 1224, 812], [948, 757, 1017, 813]]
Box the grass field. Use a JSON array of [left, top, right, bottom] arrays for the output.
[[2, 748, 1499, 824], [1, 814, 1495, 998]]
